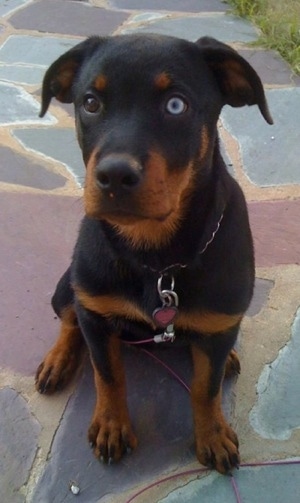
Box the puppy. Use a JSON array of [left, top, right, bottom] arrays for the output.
[[36, 34, 272, 474]]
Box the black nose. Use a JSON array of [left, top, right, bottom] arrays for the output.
[[96, 156, 142, 194]]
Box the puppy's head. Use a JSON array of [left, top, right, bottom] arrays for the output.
[[40, 34, 272, 248]]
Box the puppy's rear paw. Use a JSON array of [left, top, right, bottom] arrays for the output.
[[225, 349, 240, 378]]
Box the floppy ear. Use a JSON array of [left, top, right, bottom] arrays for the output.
[[196, 37, 273, 124], [39, 36, 106, 117]]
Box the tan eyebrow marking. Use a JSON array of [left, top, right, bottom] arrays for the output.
[[94, 74, 107, 91], [154, 72, 172, 90]]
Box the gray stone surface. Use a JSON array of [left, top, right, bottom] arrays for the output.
[[13, 128, 84, 183], [0, 65, 44, 85], [0, 0, 30, 17], [32, 347, 236, 502], [247, 278, 274, 317], [0, 35, 78, 66], [159, 462, 300, 503], [235, 463, 300, 503], [158, 472, 236, 503], [0, 146, 67, 189], [221, 88, 300, 186], [109, 0, 228, 12], [0, 82, 55, 126], [32, 351, 193, 502], [9, 0, 129, 37], [0, 387, 41, 503], [121, 14, 258, 43], [250, 308, 300, 440]]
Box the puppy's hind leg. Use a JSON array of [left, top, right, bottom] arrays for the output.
[[35, 267, 85, 394]]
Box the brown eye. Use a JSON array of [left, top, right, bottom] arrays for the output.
[[83, 94, 102, 114]]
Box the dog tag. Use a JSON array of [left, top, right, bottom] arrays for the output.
[[152, 305, 178, 328]]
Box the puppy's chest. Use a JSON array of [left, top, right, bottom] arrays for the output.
[[77, 266, 203, 327], [117, 270, 205, 328]]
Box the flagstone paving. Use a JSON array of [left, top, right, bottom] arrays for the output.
[[0, 81, 55, 125], [9, 0, 130, 37], [0, 387, 40, 503], [0, 1, 300, 502], [121, 13, 258, 42], [13, 128, 84, 183], [222, 88, 300, 186]]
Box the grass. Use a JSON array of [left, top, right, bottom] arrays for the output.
[[227, 0, 300, 74]]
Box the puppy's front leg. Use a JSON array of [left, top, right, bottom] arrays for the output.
[[191, 327, 240, 474], [76, 304, 137, 464]]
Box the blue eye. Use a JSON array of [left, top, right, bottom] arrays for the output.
[[165, 96, 188, 115]]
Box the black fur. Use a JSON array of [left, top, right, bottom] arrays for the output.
[[37, 34, 272, 473]]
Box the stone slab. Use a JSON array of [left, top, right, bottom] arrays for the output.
[[0, 35, 78, 66], [32, 347, 235, 502], [221, 88, 300, 186], [121, 14, 258, 43], [250, 307, 300, 440], [0, 82, 55, 126], [235, 462, 300, 503], [9, 0, 129, 37], [0, 146, 67, 190], [13, 128, 84, 184], [158, 471, 236, 503], [0, 387, 41, 503], [248, 200, 300, 267], [0, 65, 45, 86], [0, 0, 30, 17], [32, 352, 193, 503], [109, 0, 228, 12], [0, 193, 80, 375], [247, 278, 273, 317], [158, 462, 300, 503], [239, 48, 300, 87]]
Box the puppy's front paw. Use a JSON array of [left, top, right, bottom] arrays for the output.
[[88, 409, 138, 464], [195, 420, 240, 474]]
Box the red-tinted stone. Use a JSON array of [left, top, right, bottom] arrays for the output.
[[249, 200, 300, 267], [2, 193, 292, 374], [9, 0, 129, 37], [0, 192, 80, 375]]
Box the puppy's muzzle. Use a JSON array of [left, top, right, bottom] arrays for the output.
[[96, 155, 142, 197]]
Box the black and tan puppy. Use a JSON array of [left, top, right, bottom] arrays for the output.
[[36, 34, 272, 474]]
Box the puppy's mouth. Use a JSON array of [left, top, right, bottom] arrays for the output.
[[98, 208, 173, 225]]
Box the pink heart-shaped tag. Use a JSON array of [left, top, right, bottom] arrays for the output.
[[152, 306, 178, 328]]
